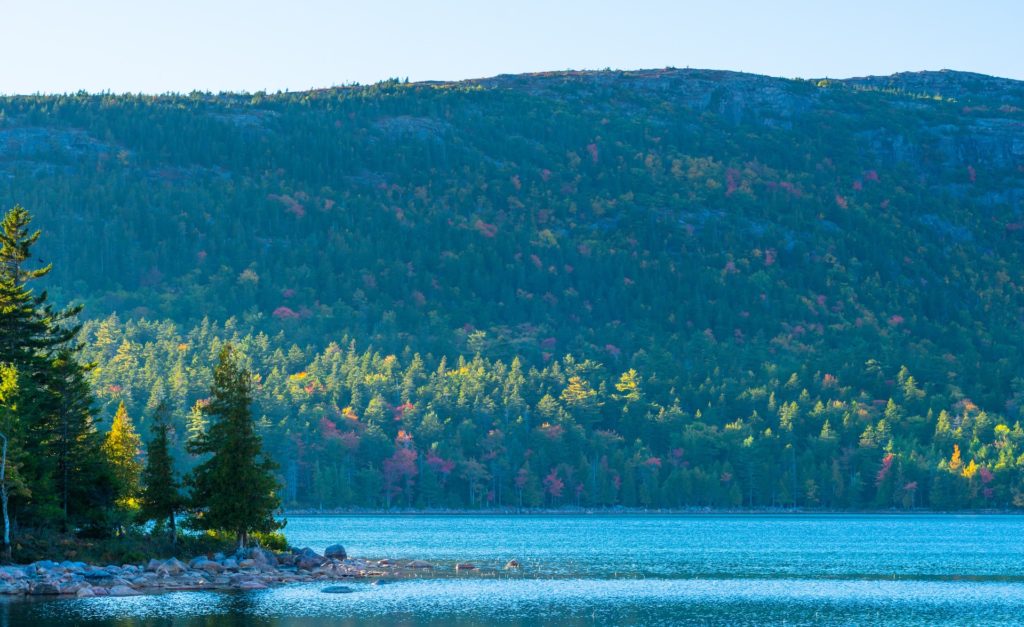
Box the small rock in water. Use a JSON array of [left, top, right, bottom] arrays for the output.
[[504, 559, 521, 569], [322, 585, 355, 594], [324, 544, 347, 560], [405, 560, 433, 569], [455, 563, 477, 571]]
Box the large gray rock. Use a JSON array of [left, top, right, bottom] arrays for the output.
[[295, 547, 326, 571], [144, 558, 163, 572], [192, 559, 224, 574], [249, 547, 278, 566], [29, 582, 61, 595], [159, 558, 188, 575], [324, 544, 347, 560], [109, 585, 141, 597]]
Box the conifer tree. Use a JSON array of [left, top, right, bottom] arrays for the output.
[[102, 401, 143, 510], [187, 344, 282, 547], [139, 403, 184, 544], [0, 206, 110, 530]]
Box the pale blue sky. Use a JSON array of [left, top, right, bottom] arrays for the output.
[[4, 0, 1021, 94]]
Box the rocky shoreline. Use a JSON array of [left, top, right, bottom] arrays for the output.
[[0, 544, 508, 597]]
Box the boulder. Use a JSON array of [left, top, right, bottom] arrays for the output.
[[504, 559, 521, 570], [144, 559, 163, 572], [109, 585, 142, 597], [238, 559, 258, 569], [29, 582, 61, 595], [159, 558, 188, 576], [248, 547, 277, 566], [92, 587, 110, 596], [33, 560, 58, 571], [296, 548, 326, 571], [322, 585, 355, 594], [324, 544, 347, 560], [405, 560, 433, 569], [76, 586, 95, 598], [221, 558, 239, 571], [192, 559, 224, 574], [276, 553, 297, 567]]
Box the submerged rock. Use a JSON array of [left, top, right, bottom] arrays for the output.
[[405, 560, 433, 569], [455, 563, 476, 571], [321, 585, 355, 594], [504, 559, 521, 569]]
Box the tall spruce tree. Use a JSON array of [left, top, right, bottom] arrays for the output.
[[0, 205, 111, 530], [187, 344, 281, 547], [139, 403, 184, 544]]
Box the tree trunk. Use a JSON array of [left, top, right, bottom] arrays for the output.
[[169, 510, 177, 547], [0, 433, 9, 562]]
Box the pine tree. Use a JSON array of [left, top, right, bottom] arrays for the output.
[[139, 403, 184, 543], [187, 344, 282, 547], [102, 401, 143, 510]]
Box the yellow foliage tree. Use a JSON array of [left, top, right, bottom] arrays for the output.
[[948, 444, 963, 472], [102, 402, 143, 510]]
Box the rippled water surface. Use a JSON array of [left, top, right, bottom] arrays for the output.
[[6, 514, 1024, 625]]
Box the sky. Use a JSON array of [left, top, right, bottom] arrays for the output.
[[3, 0, 1022, 94]]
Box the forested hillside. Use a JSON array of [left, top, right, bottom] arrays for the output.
[[3, 68, 1024, 510]]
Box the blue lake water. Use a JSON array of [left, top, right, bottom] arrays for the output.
[[6, 514, 1024, 625]]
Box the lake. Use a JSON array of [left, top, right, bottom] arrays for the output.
[[4, 514, 1024, 625]]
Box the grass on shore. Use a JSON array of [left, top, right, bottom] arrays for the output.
[[9, 529, 288, 565]]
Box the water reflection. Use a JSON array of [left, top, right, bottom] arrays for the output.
[[8, 515, 1024, 625], [16, 578, 1024, 626]]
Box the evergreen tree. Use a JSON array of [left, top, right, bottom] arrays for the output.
[[139, 403, 184, 543], [0, 206, 110, 530], [48, 348, 114, 531], [187, 344, 282, 547]]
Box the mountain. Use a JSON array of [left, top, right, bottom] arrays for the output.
[[1, 68, 1023, 510]]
